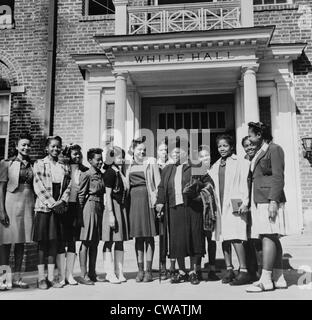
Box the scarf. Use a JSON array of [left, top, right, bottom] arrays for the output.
[[174, 163, 184, 206]]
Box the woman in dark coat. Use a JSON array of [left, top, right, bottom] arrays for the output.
[[156, 142, 205, 285], [246, 122, 287, 293]]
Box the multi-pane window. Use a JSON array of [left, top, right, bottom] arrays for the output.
[[0, 94, 10, 160], [105, 102, 115, 145], [84, 0, 115, 15], [253, 0, 291, 5]]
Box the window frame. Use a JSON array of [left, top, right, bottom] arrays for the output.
[[0, 91, 11, 160], [83, 0, 115, 17], [253, 0, 293, 6]]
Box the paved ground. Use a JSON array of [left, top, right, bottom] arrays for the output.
[[2, 236, 312, 300]]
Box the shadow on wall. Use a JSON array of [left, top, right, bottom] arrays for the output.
[[294, 51, 312, 76]]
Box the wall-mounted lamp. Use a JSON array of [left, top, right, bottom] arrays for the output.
[[302, 137, 312, 166]]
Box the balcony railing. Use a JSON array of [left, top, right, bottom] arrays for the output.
[[128, 1, 242, 35]]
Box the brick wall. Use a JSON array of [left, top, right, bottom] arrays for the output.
[[254, 0, 312, 226]]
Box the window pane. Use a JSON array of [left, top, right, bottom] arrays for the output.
[[184, 113, 191, 130], [0, 116, 9, 135], [88, 0, 115, 15], [0, 95, 9, 115], [167, 113, 174, 129], [201, 112, 208, 129], [176, 113, 183, 130], [209, 112, 217, 129], [192, 112, 199, 129], [253, 0, 262, 4], [0, 138, 5, 160], [264, 0, 274, 4], [217, 112, 225, 129], [159, 113, 166, 130]]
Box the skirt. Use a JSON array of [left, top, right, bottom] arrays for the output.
[[33, 183, 61, 242], [79, 199, 103, 242], [250, 201, 287, 238], [129, 185, 156, 238], [0, 184, 35, 245], [58, 202, 80, 242], [102, 199, 129, 242], [168, 203, 205, 259]]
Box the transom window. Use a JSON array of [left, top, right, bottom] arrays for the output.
[[84, 0, 115, 16], [158, 110, 226, 131], [0, 93, 10, 160], [253, 0, 291, 5]]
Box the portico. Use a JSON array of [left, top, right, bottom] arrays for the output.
[[73, 24, 305, 235]]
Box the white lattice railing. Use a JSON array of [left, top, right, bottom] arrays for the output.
[[128, 1, 241, 35]]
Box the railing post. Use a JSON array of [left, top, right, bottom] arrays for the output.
[[240, 0, 254, 28], [113, 0, 129, 35]]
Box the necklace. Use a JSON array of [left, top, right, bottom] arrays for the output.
[[220, 158, 227, 167]]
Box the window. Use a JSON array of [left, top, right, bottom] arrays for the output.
[[84, 0, 115, 16], [259, 96, 272, 134], [0, 94, 10, 160], [105, 102, 114, 145], [253, 0, 291, 5]]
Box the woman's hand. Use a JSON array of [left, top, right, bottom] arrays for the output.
[[0, 211, 9, 227], [108, 210, 115, 228], [268, 201, 278, 222], [51, 200, 66, 214]]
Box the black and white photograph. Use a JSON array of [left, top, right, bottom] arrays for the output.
[[0, 0, 312, 305]]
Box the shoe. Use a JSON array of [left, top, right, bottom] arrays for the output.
[[88, 274, 105, 283], [12, 279, 29, 289], [274, 279, 288, 289], [169, 270, 177, 282], [143, 271, 153, 283], [189, 272, 200, 285], [246, 281, 275, 293], [230, 271, 252, 286], [46, 279, 65, 289], [106, 273, 121, 284], [136, 271, 144, 282], [37, 279, 48, 290], [79, 275, 94, 285], [160, 269, 168, 281], [222, 269, 235, 284], [207, 270, 220, 281], [171, 272, 189, 284], [65, 278, 78, 286]]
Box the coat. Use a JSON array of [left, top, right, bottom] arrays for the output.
[[209, 154, 249, 241], [251, 142, 286, 204]]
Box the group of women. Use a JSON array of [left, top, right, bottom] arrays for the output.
[[0, 121, 288, 293]]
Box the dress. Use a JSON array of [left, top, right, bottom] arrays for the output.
[[0, 158, 35, 244], [78, 167, 105, 242], [129, 164, 156, 238], [102, 167, 129, 242]]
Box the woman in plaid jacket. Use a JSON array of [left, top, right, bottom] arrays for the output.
[[33, 136, 71, 290]]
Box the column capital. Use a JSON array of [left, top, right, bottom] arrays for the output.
[[241, 64, 259, 75], [113, 70, 129, 80], [112, 0, 129, 6]]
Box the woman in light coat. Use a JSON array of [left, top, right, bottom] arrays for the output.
[[209, 134, 251, 286]]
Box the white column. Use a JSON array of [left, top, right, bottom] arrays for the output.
[[82, 85, 102, 162], [275, 77, 303, 234], [242, 65, 259, 124], [235, 85, 245, 156], [113, 71, 128, 149], [240, 0, 254, 28], [113, 0, 129, 35]]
